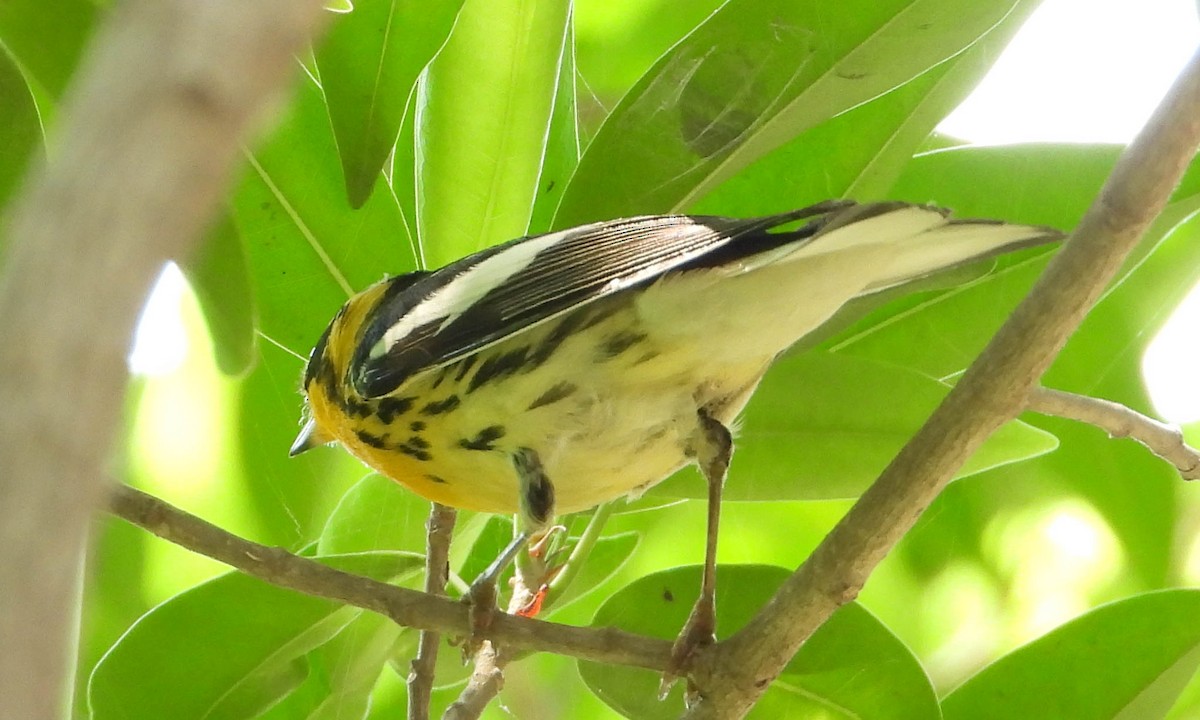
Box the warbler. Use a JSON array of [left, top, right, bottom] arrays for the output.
[[291, 199, 1059, 670]]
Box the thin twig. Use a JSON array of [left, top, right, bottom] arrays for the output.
[[444, 643, 508, 720], [444, 529, 544, 720], [1026, 386, 1200, 480], [409, 503, 458, 720], [443, 504, 616, 719], [683, 46, 1200, 719], [107, 485, 672, 669]]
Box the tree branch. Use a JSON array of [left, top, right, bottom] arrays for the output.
[[683, 47, 1200, 719], [0, 3, 328, 718], [1026, 387, 1200, 479], [444, 505, 614, 717], [444, 645, 510, 720], [409, 503, 458, 720], [107, 485, 672, 671]]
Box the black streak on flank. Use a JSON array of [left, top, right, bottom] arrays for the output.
[[599, 330, 647, 360], [467, 347, 529, 393], [410, 420, 426, 432], [459, 425, 506, 451], [421, 395, 461, 415], [430, 366, 452, 389], [397, 443, 432, 462], [527, 381, 578, 410], [580, 302, 622, 331], [453, 354, 479, 382], [355, 429, 388, 450], [376, 396, 416, 424], [426, 474, 448, 484], [407, 435, 430, 450], [527, 312, 585, 368]]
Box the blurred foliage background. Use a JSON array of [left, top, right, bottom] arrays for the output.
[[4, 0, 1200, 717]]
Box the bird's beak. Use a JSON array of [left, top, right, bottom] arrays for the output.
[[289, 418, 333, 457]]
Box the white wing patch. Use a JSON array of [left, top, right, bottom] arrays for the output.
[[371, 226, 584, 360]]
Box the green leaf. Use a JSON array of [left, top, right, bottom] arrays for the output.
[[650, 352, 1057, 501], [943, 590, 1200, 720], [832, 144, 1117, 379], [316, 0, 465, 207], [0, 0, 95, 98], [318, 473, 438, 556], [0, 46, 42, 214], [88, 552, 422, 720], [389, 86, 419, 244], [550, 531, 640, 612], [260, 611, 408, 720], [555, 0, 1022, 226], [527, 20, 580, 235], [417, 0, 572, 266], [180, 212, 257, 376], [237, 339, 364, 546], [574, 0, 725, 107], [231, 72, 417, 355], [693, 0, 1040, 214], [580, 565, 939, 719], [454, 514, 516, 590]]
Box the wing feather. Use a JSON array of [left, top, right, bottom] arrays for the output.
[[351, 201, 847, 397]]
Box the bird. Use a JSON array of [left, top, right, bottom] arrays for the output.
[[290, 198, 1060, 681]]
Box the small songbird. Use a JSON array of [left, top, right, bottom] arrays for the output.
[[290, 199, 1059, 675]]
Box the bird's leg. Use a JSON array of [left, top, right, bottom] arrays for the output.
[[463, 447, 556, 656], [662, 408, 732, 696]]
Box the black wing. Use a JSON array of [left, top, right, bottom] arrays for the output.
[[350, 200, 852, 398]]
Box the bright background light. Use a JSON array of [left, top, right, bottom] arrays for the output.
[[939, 0, 1200, 424], [940, 0, 1199, 144], [128, 263, 189, 376]]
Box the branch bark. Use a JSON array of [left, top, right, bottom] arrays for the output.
[[683, 47, 1200, 719], [1026, 387, 1200, 479], [107, 485, 672, 670], [0, 3, 328, 718], [409, 503, 457, 720]]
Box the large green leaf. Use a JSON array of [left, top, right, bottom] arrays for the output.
[[316, 0, 465, 208], [180, 212, 257, 376], [580, 565, 939, 719], [88, 552, 422, 720], [527, 20, 581, 236], [231, 72, 416, 355], [417, 0, 572, 267], [0, 0, 95, 99], [551, 531, 640, 613], [573, 0, 725, 107], [693, 0, 1040, 214], [943, 590, 1200, 719], [259, 610, 409, 720], [832, 143, 1165, 380], [318, 473, 439, 557], [554, 0, 1022, 226], [650, 352, 1057, 501]]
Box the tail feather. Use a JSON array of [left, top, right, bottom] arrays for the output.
[[638, 202, 1062, 364], [769, 202, 1060, 288]]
